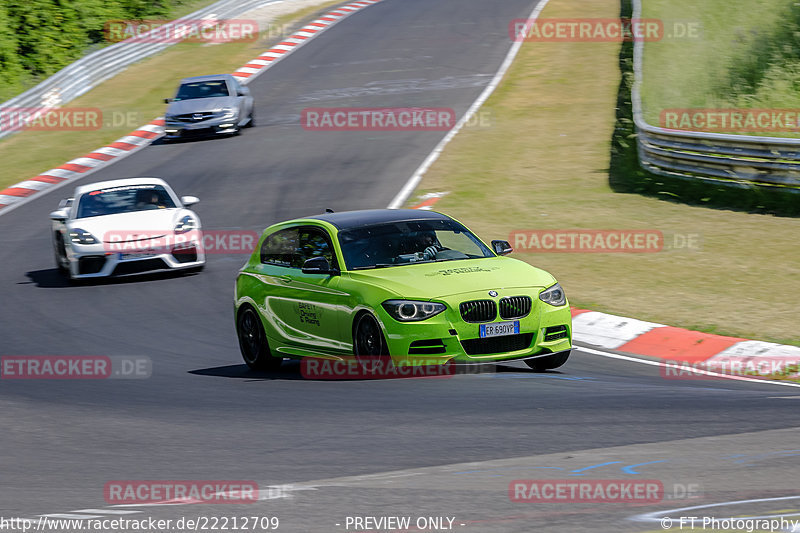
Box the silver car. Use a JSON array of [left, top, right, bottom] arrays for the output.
[[163, 74, 254, 140]]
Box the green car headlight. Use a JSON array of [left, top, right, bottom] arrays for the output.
[[539, 283, 566, 306], [382, 300, 446, 322]]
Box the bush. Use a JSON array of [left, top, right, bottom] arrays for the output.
[[0, 0, 183, 102]]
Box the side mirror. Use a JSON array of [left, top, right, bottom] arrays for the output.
[[50, 209, 68, 221], [491, 240, 513, 256], [57, 197, 73, 209], [181, 195, 200, 207], [302, 256, 335, 275], [237, 87, 250, 97]]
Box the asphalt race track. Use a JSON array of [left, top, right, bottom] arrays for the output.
[[2, 0, 800, 531]]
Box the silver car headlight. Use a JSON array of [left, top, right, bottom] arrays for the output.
[[174, 215, 196, 234], [220, 107, 236, 119], [539, 283, 566, 307], [382, 300, 446, 322], [69, 228, 97, 245]]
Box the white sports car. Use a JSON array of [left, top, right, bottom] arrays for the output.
[[50, 177, 205, 280]]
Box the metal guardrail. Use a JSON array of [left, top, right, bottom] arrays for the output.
[[0, 0, 278, 141], [631, 0, 800, 190]]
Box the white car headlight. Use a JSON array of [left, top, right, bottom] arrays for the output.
[[212, 107, 236, 118], [69, 228, 97, 245], [174, 215, 196, 234], [539, 283, 566, 307], [382, 300, 446, 322]]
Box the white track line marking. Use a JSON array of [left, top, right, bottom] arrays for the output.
[[577, 346, 800, 389], [631, 494, 800, 524], [388, 0, 552, 208]]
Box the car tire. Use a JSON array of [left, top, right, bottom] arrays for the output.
[[524, 350, 571, 372], [353, 312, 393, 375], [54, 234, 69, 275], [237, 306, 281, 371], [247, 109, 255, 127]]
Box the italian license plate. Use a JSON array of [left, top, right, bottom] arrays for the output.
[[479, 321, 520, 338]]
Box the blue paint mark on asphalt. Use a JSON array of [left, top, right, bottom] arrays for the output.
[[621, 460, 667, 474], [569, 461, 623, 476], [453, 461, 674, 477], [732, 450, 800, 465]]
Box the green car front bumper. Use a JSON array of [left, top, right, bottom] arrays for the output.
[[374, 288, 572, 366]]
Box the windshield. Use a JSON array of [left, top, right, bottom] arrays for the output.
[[174, 80, 229, 100], [76, 184, 176, 218], [337, 219, 494, 270]]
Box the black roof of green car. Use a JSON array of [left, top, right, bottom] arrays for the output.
[[306, 209, 451, 230]]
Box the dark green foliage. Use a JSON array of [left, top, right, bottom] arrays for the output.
[[0, 2, 24, 98], [718, 2, 800, 100]]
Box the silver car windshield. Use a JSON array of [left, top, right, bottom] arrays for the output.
[[75, 185, 176, 218], [338, 219, 494, 270], [174, 80, 229, 100]]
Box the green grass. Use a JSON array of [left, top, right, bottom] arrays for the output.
[[610, 0, 800, 216], [0, 0, 345, 191], [407, 0, 800, 346], [640, 0, 800, 137]]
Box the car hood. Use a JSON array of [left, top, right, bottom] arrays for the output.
[[67, 209, 193, 241], [167, 96, 237, 115], [345, 257, 557, 299]]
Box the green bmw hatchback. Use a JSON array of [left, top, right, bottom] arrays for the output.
[[235, 209, 572, 373]]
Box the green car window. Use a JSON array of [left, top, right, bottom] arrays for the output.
[[260, 227, 299, 267], [338, 219, 493, 270], [296, 228, 336, 269]]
